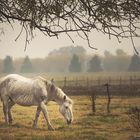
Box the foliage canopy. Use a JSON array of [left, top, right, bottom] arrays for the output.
[[3, 56, 15, 73], [129, 54, 140, 71], [20, 56, 33, 73], [69, 54, 81, 72], [0, 0, 140, 51], [88, 55, 102, 72]]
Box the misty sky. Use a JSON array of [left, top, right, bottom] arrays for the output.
[[0, 23, 140, 59]]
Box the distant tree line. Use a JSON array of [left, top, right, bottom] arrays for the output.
[[0, 46, 140, 74], [1, 56, 33, 73]]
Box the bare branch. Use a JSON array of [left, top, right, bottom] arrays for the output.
[[0, 0, 140, 52]]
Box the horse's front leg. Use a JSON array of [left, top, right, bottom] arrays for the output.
[[33, 106, 41, 128], [40, 101, 54, 131], [8, 100, 15, 124]]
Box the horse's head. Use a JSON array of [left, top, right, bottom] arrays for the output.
[[47, 81, 73, 125], [54, 87, 73, 125], [59, 95, 73, 124]]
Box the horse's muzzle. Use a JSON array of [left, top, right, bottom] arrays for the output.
[[67, 119, 72, 125]]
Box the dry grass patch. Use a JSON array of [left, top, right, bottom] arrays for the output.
[[0, 96, 140, 140]]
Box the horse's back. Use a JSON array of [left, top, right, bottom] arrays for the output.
[[0, 74, 43, 105], [5, 74, 33, 82]]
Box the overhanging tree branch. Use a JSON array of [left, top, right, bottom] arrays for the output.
[[0, 0, 140, 52]]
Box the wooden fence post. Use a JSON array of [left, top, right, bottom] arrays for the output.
[[104, 83, 111, 114], [87, 77, 89, 88], [119, 77, 122, 96], [130, 76, 132, 96], [98, 77, 101, 86], [91, 92, 96, 113], [75, 77, 78, 86], [64, 77, 67, 88]]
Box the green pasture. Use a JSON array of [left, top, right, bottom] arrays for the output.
[[0, 96, 140, 140]]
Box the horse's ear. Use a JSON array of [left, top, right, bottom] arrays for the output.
[[64, 95, 66, 101], [51, 78, 54, 83], [50, 78, 56, 91], [50, 83, 56, 91]]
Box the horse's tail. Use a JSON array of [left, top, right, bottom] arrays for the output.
[[0, 80, 2, 102], [0, 77, 2, 101], [0, 76, 5, 101]]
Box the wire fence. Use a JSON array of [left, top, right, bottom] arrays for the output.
[[55, 76, 140, 96]]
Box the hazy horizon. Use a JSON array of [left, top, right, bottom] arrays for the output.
[[0, 23, 140, 59]]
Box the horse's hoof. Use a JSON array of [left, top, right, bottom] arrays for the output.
[[48, 126, 55, 131], [9, 121, 13, 125], [4, 122, 9, 126], [32, 124, 37, 129]]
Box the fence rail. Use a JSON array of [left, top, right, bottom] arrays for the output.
[[55, 76, 140, 96]]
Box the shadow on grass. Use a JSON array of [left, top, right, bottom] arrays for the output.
[[0, 121, 48, 131], [0, 122, 29, 129]]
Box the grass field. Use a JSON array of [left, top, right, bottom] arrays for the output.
[[0, 96, 140, 140]]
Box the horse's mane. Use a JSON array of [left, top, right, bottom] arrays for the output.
[[36, 76, 47, 82], [37, 76, 73, 104], [66, 96, 73, 104], [35, 77, 72, 104], [55, 87, 73, 104]]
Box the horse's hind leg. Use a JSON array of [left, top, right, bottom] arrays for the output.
[[33, 106, 41, 128], [2, 100, 9, 124], [8, 100, 15, 124]]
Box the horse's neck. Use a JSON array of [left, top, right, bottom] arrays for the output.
[[55, 98, 64, 105], [52, 90, 64, 105]]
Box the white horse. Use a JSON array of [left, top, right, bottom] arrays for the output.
[[0, 74, 73, 130]]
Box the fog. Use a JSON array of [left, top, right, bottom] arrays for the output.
[[0, 23, 140, 59], [1, 45, 140, 74]]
